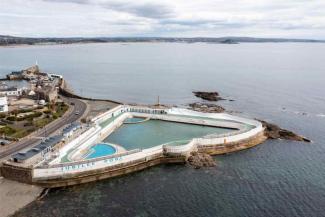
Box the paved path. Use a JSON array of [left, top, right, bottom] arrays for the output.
[[0, 97, 87, 160]]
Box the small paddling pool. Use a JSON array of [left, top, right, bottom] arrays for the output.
[[85, 143, 117, 159]]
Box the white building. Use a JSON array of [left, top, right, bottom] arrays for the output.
[[0, 96, 8, 112], [0, 87, 23, 96], [48, 73, 63, 79]]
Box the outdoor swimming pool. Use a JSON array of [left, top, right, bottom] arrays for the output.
[[123, 117, 147, 124], [104, 119, 236, 150], [85, 143, 117, 159]]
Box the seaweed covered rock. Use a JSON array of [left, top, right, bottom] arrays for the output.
[[187, 152, 216, 169], [189, 103, 225, 113]]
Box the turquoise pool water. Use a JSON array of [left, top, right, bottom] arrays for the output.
[[85, 143, 117, 159], [123, 117, 146, 123], [104, 119, 236, 150]]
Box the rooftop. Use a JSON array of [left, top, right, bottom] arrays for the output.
[[63, 122, 80, 134], [11, 135, 63, 161], [0, 86, 19, 92]]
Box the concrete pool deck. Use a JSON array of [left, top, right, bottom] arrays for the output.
[[0, 105, 266, 188], [104, 119, 235, 150]]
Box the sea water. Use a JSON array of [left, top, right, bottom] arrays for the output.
[[1, 42, 325, 217]]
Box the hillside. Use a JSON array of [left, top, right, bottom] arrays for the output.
[[0, 35, 324, 46]]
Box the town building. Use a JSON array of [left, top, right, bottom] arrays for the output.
[[7, 65, 40, 81], [0, 96, 8, 112], [0, 86, 23, 96], [35, 85, 58, 102], [62, 122, 81, 138], [11, 135, 63, 164]]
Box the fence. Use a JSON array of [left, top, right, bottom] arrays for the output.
[[32, 105, 264, 180]]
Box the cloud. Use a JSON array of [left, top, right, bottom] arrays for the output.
[[42, 0, 175, 19], [43, 0, 89, 4], [1, 0, 325, 38], [105, 2, 174, 19]]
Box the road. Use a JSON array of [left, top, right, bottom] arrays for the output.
[[0, 97, 87, 160]]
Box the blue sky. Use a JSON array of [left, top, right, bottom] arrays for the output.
[[1, 0, 325, 39]]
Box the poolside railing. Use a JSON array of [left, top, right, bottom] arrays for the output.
[[36, 149, 142, 169], [33, 106, 264, 180]]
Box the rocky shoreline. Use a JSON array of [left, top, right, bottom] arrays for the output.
[[189, 103, 225, 113], [187, 152, 216, 169], [190, 91, 310, 143], [259, 120, 311, 142]]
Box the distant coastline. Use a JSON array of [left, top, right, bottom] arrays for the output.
[[1, 35, 325, 47]]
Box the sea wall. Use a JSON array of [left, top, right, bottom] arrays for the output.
[[2, 105, 266, 187], [0, 163, 33, 184], [59, 79, 121, 104], [33, 156, 185, 188], [31, 131, 266, 188], [162, 129, 266, 157], [197, 131, 267, 155]]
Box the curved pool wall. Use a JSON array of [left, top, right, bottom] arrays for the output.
[[59, 112, 130, 163], [105, 119, 235, 150], [52, 105, 262, 163], [30, 105, 265, 187]]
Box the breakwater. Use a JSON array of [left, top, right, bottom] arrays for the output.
[[59, 79, 121, 104], [1, 105, 266, 188]]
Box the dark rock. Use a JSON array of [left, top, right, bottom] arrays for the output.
[[187, 152, 216, 169], [258, 120, 311, 142], [189, 103, 225, 113], [193, 91, 225, 101]]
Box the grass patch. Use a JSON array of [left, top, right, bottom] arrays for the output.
[[0, 102, 70, 140], [33, 118, 53, 128], [0, 126, 30, 139], [11, 129, 30, 139], [55, 103, 69, 117], [0, 126, 16, 135]]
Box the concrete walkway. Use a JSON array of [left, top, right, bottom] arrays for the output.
[[0, 177, 43, 217]]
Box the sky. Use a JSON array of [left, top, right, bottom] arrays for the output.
[[1, 0, 325, 39]]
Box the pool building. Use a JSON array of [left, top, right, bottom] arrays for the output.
[[1, 105, 266, 187]]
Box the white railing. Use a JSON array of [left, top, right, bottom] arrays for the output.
[[197, 125, 263, 146], [167, 108, 261, 127], [33, 106, 264, 180], [92, 105, 125, 124], [130, 112, 243, 130], [163, 140, 197, 155], [33, 147, 156, 179], [68, 113, 130, 161]]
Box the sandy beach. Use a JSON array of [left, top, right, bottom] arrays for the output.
[[0, 177, 43, 217]]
